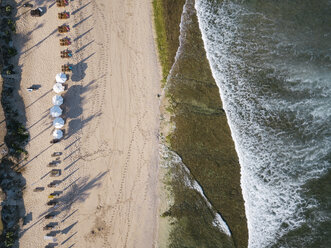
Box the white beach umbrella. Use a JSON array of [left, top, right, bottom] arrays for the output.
[[52, 129, 63, 139], [52, 95, 63, 105], [53, 83, 65, 94], [53, 117, 65, 128], [50, 106, 62, 117], [55, 72, 67, 83]]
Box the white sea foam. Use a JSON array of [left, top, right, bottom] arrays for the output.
[[165, 0, 190, 84], [195, 0, 331, 247], [159, 144, 232, 236], [182, 164, 232, 236]]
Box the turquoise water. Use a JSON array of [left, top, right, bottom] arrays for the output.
[[195, 0, 331, 247]]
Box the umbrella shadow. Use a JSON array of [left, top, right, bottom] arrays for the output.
[[71, 53, 95, 82], [62, 78, 101, 140], [65, 112, 101, 141]]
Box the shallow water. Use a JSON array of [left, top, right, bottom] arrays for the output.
[[195, 0, 331, 247]]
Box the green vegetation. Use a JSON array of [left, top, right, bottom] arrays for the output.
[[4, 5, 12, 16], [2, 95, 29, 158], [7, 19, 15, 32], [0, 2, 28, 247], [7, 47, 17, 57], [152, 0, 170, 85], [4, 231, 15, 247], [5, 65, 14, 75], [152, 0, 186, 86]]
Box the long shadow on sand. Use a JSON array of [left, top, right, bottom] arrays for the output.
[[71, 2, 91, 15], [20, 28, 57, 55], [75, 40, 94, 54], [73, 27, 93, 42], [73, 14, 93, 28], [37, 171, 108, 218], [25, 89, 52, 109]]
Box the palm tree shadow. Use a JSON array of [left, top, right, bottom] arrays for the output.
[[20, 28, 57, 55], [38, 171, 108, 217]]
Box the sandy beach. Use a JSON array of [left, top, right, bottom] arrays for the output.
[[15, 0, 160, 247]]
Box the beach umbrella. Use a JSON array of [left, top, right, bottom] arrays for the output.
[[55, 72, 67, 83], [50, 106, 62, 117], [53, 117, 65, 128], [52, 95, 63, 105], [52, 129, 63, 139], [53, 83, 65, 93]]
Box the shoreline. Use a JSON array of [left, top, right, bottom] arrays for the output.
[[155, 0, 248, 247]]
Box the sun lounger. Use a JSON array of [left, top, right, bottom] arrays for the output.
[[45, 214, 56, 219], [47, 199, 58, 206], [50, 192, 61, 197], [50, 169, 61, 177], [30, 8, 43, 17], [61, 65, 72, 72], [59, 38, 71, 46], [60, 50, 72, 58], [50, 139, 61, 144], [58, 12, 70, 19], [43, 224, 55, 230], [48, 180, 61, 188], [56, 0, 68, 7], [47, 164, 57, 168], [33, 187, 44, 192], [58, 25, 70, 33], [51, 152, 62, 157], [48, 160, 61, 167], [23, 3, 33, 8]]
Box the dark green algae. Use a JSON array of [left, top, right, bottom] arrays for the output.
[[159, 0, 248, 247]]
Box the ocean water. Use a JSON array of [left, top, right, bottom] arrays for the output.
[[195, 0, 331, 247]]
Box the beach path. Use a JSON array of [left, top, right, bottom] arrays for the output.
[[16, 0, 160, 247]]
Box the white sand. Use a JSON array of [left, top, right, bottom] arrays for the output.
[[15, 0, 160, 247]]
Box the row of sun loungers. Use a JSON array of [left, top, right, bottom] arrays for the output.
[[41, 1, 72, 243]]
